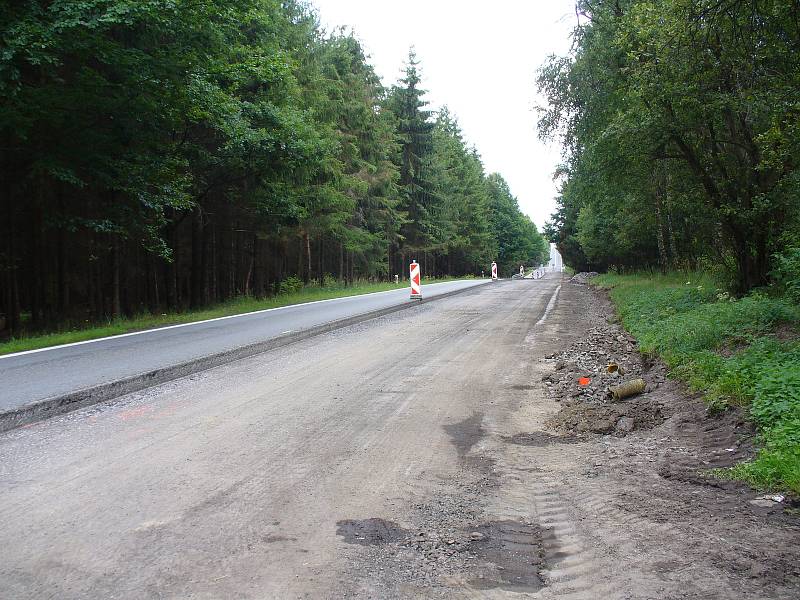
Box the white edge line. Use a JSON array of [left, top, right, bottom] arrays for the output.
[[536, 284, 562, 326], [1, 279, 489, 360]]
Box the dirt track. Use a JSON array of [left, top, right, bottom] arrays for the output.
[[1, 276, 798, 598]]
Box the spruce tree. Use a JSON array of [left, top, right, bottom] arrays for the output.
[[388, 49, 437, 261]]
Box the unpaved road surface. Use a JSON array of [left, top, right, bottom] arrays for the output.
[[1, 278, 798, 599]]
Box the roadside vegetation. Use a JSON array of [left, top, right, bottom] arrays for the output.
[[0, 275, 472, 356], [539, 1, 800, 496], [0, 1, 547, 343], [537, 1, 799, 294], [595, 272, 800, 495]]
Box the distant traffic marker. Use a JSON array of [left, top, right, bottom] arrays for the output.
[[410, 260, 422, 299], [491, 261, 498, 281]]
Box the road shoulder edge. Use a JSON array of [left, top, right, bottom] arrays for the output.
[[0, 280, 495, 433]]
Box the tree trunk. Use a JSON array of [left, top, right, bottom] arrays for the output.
[[111, 235, 121, 319], [4, 203, 21, 336], [30, 205, 45, 328], [303, 231, 312, 284], [386, 243, 391, 282], [653, 190, 668, 274], [244, 234, 254, 296], [166, 213, 179, 310], [348, 251, 354, 284], [151, 254, 160, 311], [667, 213, 678, 267], [731, 227, 769, 294], [317, 235, 323, 283], [229, 223, 235, 297], [251, 234, 261, 297], [56, 190, 69, 320], [339, 242, 345, 282], [191, 206, 204, 308]]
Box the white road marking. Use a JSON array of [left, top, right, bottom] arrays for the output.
[[0, 281, 487, 360], [536, 285, 562, 326]]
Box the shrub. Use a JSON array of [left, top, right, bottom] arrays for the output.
[[752, 365, 800, 429], [772, 246, 800, 304], [278, 276, 303, 295]]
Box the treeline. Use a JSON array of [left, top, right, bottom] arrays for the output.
[[538, 0, 800, 293], [0, 1, 547, 337]]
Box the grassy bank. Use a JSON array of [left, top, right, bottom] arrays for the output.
[[0, 276, 473, 357], [594, 272, 800, 495]]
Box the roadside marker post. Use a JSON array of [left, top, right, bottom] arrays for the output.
[[519, 265, 524, 277], [410, 260, 422, 299], [491, 262, 498, 281]]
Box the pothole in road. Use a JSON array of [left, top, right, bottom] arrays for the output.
[[443, 412, 485, 458], [503, 431, 580, 447], [335, 517, 549, 593], [469, 520, 547, 592], [336, 518, 408, 546]]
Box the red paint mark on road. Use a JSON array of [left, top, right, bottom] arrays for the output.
[[578, 377, 591, 386], [119, 405, 151, 421]]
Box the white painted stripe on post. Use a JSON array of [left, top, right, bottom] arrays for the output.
[[410, 261, 421, 298]]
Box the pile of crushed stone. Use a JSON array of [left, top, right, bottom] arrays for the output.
[[542, 300, 667, 436], [569, 271, 599, 284]]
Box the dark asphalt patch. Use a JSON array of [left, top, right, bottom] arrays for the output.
[[335, 516, 550, 593], [469, 520, 548, 592], [336, 518, 408, 546], [443, 412, 485, 458]]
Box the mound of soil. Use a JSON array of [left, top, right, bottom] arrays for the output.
[[568, 271, 599, 284], [542, 306, 667, 435]]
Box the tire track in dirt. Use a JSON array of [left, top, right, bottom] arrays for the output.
[[495, 280, 800, 599]]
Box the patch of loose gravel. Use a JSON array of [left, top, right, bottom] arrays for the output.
[[541, 284, 667, 436]]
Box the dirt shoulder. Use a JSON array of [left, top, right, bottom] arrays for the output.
[[325, 277, 800, 598], [323, 277, 799, 598], [511, 279, 800, 598]]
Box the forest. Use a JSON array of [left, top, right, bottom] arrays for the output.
[[0, 0, 548, 339], [538, 0, 800, 294]]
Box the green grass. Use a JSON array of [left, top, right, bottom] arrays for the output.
[[594, 271, 800, 495], [0, 276, 474, 357]]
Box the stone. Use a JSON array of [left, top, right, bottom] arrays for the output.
[[616, 416, 635, 433], [591, 419, 615, 433]]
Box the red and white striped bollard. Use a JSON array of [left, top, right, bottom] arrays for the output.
[[410, 260, 422, 299]]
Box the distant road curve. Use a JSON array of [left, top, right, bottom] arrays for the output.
[[0, 279, 489, 425]]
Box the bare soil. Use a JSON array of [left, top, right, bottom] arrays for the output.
[[528, 282, 800, 597], [333, 280, 800, 598]]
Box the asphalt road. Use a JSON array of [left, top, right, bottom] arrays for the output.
[[0, 277, 564, 599], [0, 279, 488, 413]]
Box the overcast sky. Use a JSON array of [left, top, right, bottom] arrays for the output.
[[310, 0, 577, 229]]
